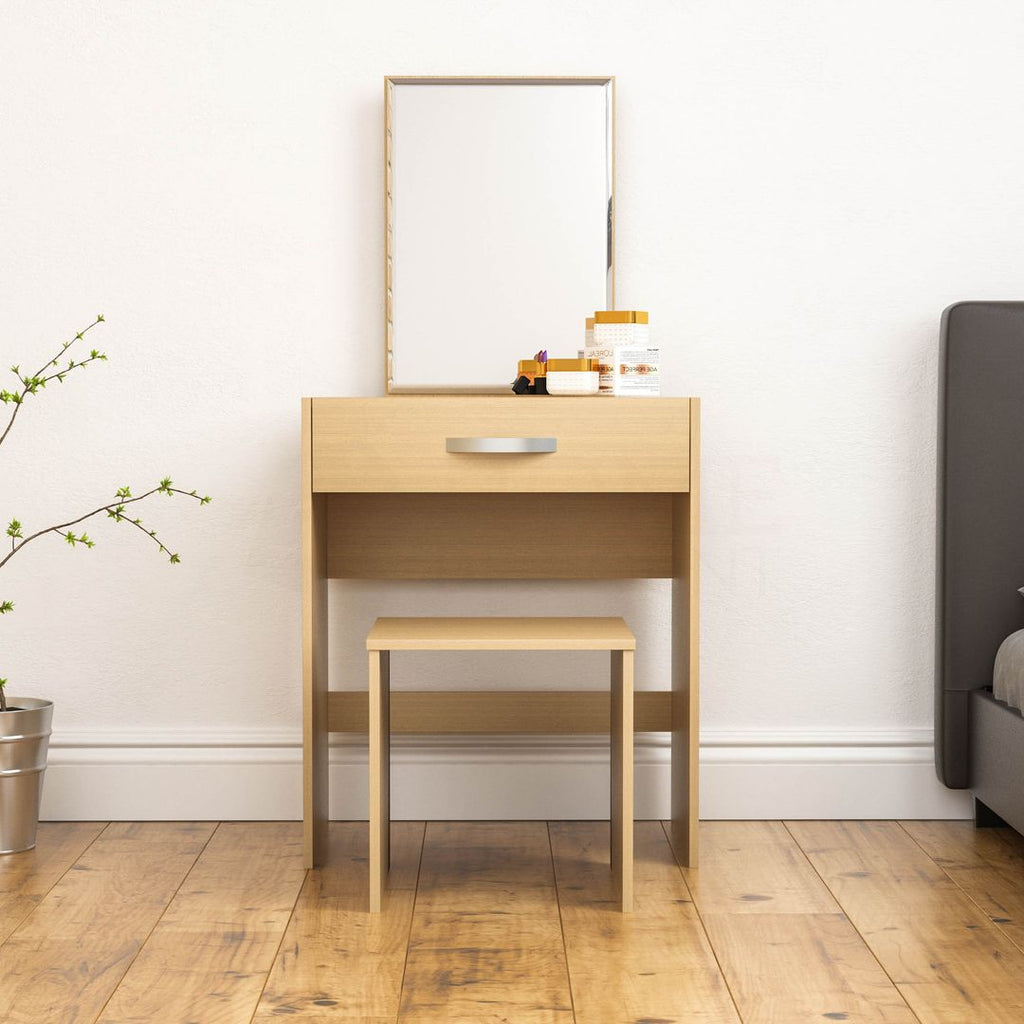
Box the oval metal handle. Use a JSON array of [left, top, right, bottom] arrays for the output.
[[446, 436, 557, 454]]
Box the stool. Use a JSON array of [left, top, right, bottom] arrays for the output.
[[366, 616, 636, 913]]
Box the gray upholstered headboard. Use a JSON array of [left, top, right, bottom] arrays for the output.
[[937, 301, 1024, 787]]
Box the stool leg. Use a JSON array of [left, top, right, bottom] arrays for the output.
[[610, 648, 634, 912], [369, 649, 390, 912]]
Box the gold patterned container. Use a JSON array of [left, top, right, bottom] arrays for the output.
[[588, 312, 648, 394], [594, 310, 650, 347], [546, 357, 599, 395]]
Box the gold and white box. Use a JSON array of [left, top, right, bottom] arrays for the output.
[[588, 311, 658, 396], [611, 346, 660, 396]]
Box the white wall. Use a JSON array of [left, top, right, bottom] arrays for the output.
[[5, 0, 1021, 821]]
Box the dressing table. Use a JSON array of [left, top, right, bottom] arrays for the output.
[[301, 76, 698, 887], [300, 394, 700, 872]]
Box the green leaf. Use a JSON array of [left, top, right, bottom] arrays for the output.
[[0, 600, 14, 614]]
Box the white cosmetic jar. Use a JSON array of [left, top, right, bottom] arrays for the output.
[[545, 370, 600, 396]]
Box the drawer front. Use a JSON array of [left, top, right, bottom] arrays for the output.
[[311, 397, 691, 492]]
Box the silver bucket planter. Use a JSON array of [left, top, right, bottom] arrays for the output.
[[0, 698, 53, 854]]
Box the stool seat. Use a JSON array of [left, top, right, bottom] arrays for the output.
[[367, 615, 635, 913], [367, 616, 636, 651]]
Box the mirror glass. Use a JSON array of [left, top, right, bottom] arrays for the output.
[[386, 77, 614, 393]]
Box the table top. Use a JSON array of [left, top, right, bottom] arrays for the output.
[[366, 616, 636, 651]]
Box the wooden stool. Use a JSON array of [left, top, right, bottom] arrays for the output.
[[366, 616, 636, 913]]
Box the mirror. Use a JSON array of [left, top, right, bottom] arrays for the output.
[[385, 77, 614, 393]]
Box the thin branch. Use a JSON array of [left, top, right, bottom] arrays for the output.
[[0, 315, 106, 449], [33, 351, 108, 389], [0, 484, 210, 571]]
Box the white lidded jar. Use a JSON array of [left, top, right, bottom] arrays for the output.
[[591, 311, 652, 395], [545, 358, 600, 396], [593, 310, 650, 347]]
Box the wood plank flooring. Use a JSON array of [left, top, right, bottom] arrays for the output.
[[2, 819, 1024, 1022]]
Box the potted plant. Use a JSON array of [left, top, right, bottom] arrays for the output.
[[0, 315, 210, 853]]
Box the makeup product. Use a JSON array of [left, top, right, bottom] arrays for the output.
[[511, 358, 544, 395], [611, 347, 660, 396], [590, 312, 656, 396], [585, 343, 615, 394], [589, 311, 649, 395], [545, 357, 600, 396], [517, 359, 543, 385], [578, 317, 601, 384], [594, 310, 650, 347]]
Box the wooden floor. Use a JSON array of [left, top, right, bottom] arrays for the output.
[[2, 820, 1024, 1022]]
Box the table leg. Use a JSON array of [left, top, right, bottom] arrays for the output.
[[670, 403, 700, 869], [301, 399, 328, 869], [610, 648, 634, 913], [369, 649, 390, 912]]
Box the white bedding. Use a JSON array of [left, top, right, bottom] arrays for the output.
[[994, 628, 1024, 712]]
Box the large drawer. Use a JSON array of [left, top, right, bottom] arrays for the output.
[[311, 397, 691, 493]]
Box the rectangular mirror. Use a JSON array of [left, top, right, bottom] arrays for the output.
[[385, 76, 614, 393]]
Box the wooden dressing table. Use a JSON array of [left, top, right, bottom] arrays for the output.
[[301, 396, 700, 872]]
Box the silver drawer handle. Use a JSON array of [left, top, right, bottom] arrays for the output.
[[446, 436, 557, 454]]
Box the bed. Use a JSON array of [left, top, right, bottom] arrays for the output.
[[937, 301, 1024, 831]]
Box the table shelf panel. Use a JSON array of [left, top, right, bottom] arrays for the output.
[[327, 689, 671, 735], [325, 492, 675, 579]]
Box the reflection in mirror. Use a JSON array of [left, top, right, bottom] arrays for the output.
[[385, 77, 614, 393]]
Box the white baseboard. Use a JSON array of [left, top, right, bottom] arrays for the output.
[[39, 726, 972, 821]]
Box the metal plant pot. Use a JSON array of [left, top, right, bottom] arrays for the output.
[[0, 698, 53, 854]]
